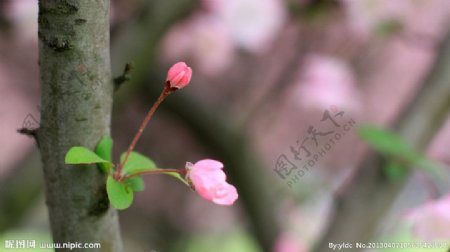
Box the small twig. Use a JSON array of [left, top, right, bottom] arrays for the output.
[[113, 84, 173, 180], [17, 127, 40, 147], [119, 168, 186, 182], [113, 63, 133, 91]]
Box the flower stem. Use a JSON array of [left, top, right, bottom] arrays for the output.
[[119, 168, 186, 182], [114, 85, 172, 180]]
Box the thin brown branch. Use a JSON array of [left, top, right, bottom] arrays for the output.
[[113, 63, 133, 91], [17, 127, 40, 147]]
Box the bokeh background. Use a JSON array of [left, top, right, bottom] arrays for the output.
[[0, 0, 450, 251]]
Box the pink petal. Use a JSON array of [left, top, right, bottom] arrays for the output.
[[167, 62, 187, 80], [190, 170, 222, 200], [187, 159, 238, 206], [191, 168, 227, 191], [194, 159, 224, 170], [166, 62, 192, 89], [170, 70, 186, 84], [211, 183, 238, 205], [406, 194, 450, 241]]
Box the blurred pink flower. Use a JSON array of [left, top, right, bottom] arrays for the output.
[[0, 63, 36, 175], [342, 0, 413, 40], [6, 0, 38, 40], [200, 0, 225, 11], [162, 15, 234, 76], [186, 159, 238, 205], [214, 0, 286, 53], [295, 54, 360, 112], [166, 62, 192, 89], [427, 117, 450, 167], [273, 234, 306, 252], [405, 194, 450, 241]]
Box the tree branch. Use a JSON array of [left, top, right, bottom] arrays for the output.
[[113, 63, 133, 91], [0, 150, 42, 233], [314, 33, 450, 251], [17, 127, 40, 147]]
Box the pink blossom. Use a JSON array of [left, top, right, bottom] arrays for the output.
[[166, 62, 192, 89], [295, 54, 360, 112], [405, 194, 450, 241], [6, 0, 38, 41], [342, 0, 414, 40], [214, 0, 286, 53], [162, 15, 234, 76], [186, 159, 238, 205], [273, 234, 306, 252]]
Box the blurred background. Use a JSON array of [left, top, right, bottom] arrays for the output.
[[0, 0, 450, 251]]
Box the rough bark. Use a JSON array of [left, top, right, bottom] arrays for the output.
[[38, 1, 122, 251], [314, 34, 450, 252]]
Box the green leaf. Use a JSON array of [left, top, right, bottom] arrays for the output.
[[106, 176, 133, 210], [120, 151, 156, 175], [374, 19, 403, 38], [95, 136, 114, 172], [358, 125, 419, 161], [65, 146, 113, 167], [126, 176, 145, 192], [416, 158, 447, 182], [383, 160, 407, 181], [95, 136, 113, 161], [359, 125, 447, 182]]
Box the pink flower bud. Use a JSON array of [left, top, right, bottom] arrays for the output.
[[186, 159, 238, 205], [166, 62, 192, 89]]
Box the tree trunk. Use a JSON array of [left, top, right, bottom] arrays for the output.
[[38, 1, 122, 251]]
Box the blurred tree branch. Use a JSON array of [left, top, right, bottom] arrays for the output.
[[314, 33, 450, 252], [238, 10, 355, 126], [0, 150, 42, 233]]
